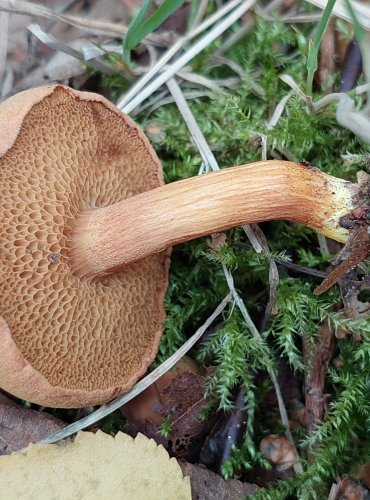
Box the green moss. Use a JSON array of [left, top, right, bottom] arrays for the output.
[[99, 7, 369, 497]]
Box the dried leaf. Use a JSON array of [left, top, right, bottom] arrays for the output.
[[335, 94, 370, 144], [340, 40, 363, 92], [125, 371, 214, 460], [122, 356, 203, 426], [317, 19, 336, 91], [179, 461, 259, 499], [158, 372, 213, 458], [160, 372, 206, 420], [0, 431, 191, 499], [357, 463, 370, 489], [0, 403, 65, 455], [338, 476, 369, 500]]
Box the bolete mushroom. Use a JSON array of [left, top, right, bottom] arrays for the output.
[[0, 85, 367, 408], [0, 86, 170, 408]]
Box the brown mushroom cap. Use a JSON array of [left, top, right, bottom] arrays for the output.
[[0, 85, 170, 408]]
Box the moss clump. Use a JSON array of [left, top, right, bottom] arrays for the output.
[[100, 11, 369, 499]]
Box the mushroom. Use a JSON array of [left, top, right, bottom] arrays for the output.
[[0, 86, 170, 408], [0, 85, 366, 408], [71, 159, 362, 278]]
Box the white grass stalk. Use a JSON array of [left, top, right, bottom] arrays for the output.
[[38, 294, 232, 445], [120, 0, 257, 114]]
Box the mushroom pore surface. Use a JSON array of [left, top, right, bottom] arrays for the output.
[[0, 86, 169, 407]]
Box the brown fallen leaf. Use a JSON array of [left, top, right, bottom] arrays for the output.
[[125, 370, 215, 460], [122, 356, 202, 426], [0, 431, 191, 499], [317, 18, 336, 92], [160, 372, 213, 459], [340, 40, 363, 92], [361, 464, 370, 490], [156, 0, 191, 34], [338, 476, 369, 500], [0, 402, 65, 455], [179, 461, 259, 499]]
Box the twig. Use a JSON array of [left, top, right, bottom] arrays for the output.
[[231, 240, 329, 279], [242, 223, 279, 316], [303, 323, 336, 436], [38, 294, 232, 445], [0, 11, 8, 88]]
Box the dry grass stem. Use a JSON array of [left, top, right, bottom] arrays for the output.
[[0, 11, 8, 87], [134, 90, 215, 116], [166, 76, 219, 171], [188, 0, 209, 30], [166, 76, 301, 471], [26, 25, 119, 77], [306, 0, 370, 30], [117, 0, 247, 110], [27, 24, 85, 60], [119, 0, 257, 114], [267, 90, 295, 130], [221, 264, 303, 474], [38, 294, 232, 445], [0, 0, 128, 36], [177, 71, 240, 91]]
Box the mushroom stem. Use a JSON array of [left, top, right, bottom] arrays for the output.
[[71, 161, 358, 278]]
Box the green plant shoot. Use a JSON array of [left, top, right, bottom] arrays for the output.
[[123, 0, 185, 64], [306, 0, 337, 94]]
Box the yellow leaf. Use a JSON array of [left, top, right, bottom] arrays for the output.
[[0, 431, 191, 500]]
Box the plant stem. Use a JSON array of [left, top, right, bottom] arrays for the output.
[[71, 160, 356, 278], [222, 264, 303, 474]]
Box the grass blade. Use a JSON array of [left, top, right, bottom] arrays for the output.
[[123, 0, 185, 63], [306, 0, 336, 94], [124, 0, 153, 47]]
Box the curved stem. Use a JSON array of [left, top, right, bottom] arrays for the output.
[[71, 161, 357, 278]]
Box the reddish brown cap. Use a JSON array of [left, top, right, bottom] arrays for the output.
[[0, 85, 170, 407]]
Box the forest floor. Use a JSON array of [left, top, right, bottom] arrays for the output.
[[0, 1, 369, 499]]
